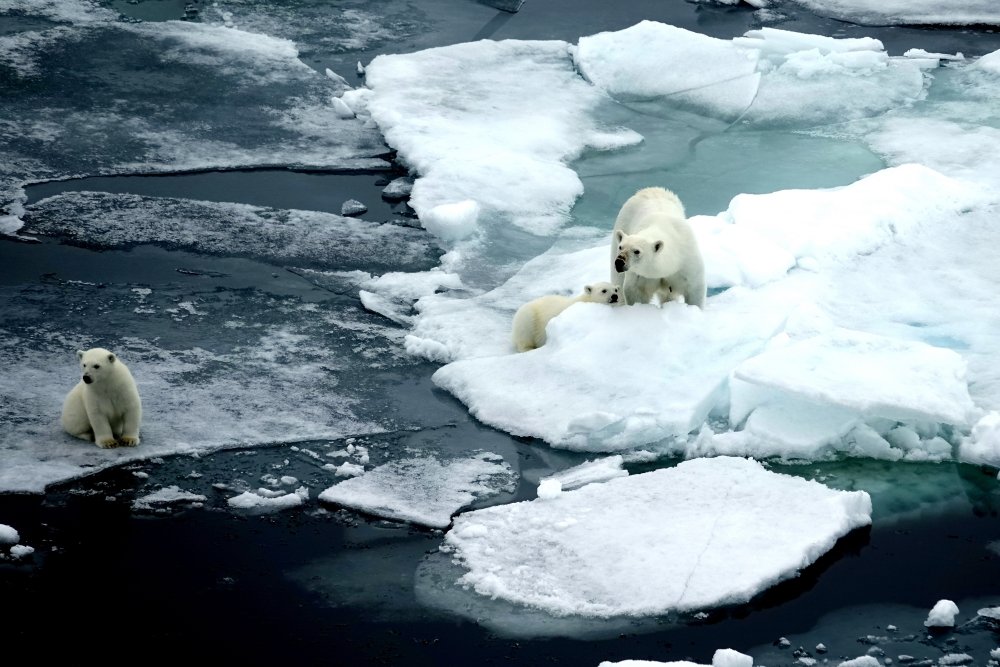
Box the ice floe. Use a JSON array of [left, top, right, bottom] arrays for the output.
[[442, 456, 872, 617]]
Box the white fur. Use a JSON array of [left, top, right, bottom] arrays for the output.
[[61, 347, 142, 448], [511, 282, 621, 352], [610, 187, 706, 308]]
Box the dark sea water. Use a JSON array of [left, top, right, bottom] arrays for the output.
[[1, 0, 999, 664]]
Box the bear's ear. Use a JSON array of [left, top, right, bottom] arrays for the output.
[[107, 353, 116, 364], [654, 240, 663, 253], [77, 350, 85, 360], [614, 230, 624, 243], [584, 284, 593, 295]]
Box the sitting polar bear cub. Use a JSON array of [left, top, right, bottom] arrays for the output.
[[611, 186, 706, 308], [512, 282, 620, 352], [61, 347, 142, 448]]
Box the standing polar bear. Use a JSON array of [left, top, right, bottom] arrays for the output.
[[512, 282, 621, 352], [61, 347, 142, 448], [611, 187, 706, 308]]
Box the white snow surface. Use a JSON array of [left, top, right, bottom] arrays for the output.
[[362, 38, 641, 240], [443, 456, 872, 617], [318, 452, 516, 528]]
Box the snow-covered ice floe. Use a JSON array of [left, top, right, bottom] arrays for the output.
[[441, 456, 872, 618], [318, 452, 517, 528], [600, 648, 753, 667]]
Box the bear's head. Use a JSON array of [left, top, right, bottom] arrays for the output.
[[77, 347, 118, 385], [583, 282, 621, 304], [613, 230, 663, 274]]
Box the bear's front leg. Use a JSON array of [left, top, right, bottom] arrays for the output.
[[88, 414, 117, 448]]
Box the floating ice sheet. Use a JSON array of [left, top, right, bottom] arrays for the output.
[[318, 452, 517, 528], [363, 38, 640, 240], [23, 192, 440, 272], [443, 456, 872, 617]]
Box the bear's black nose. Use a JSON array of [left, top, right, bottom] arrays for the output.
[[611, 294, 619, 303], [614, 257, 626, 273], [82, 375, 93, 384]]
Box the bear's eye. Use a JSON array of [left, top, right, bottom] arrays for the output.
[[633, 249, 640, 256], [601, 289, 607, 294], [93, 364, 100, 370]]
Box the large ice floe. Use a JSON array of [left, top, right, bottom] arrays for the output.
[[440, 457, 872, 617], [350, 20, 1000, 469]]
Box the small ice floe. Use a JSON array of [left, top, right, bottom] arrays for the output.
[[443, 456, 871, 617], [836, 658, 880, 667], [227, 486, 308, 512], [356, 61, 365, 76], [318, 452, 516, 529], [10, 544, 34, 559], [924, 599, 959, 627], [132, 485, 207, 511], [324, 67, 351, 87], [331, 96, 355, 118], [341, 199, 368, 217]]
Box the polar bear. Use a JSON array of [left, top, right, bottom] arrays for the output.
[[611, 187, 706, 308], [61, 347, 142, 448], [512, 282, 620, 352]]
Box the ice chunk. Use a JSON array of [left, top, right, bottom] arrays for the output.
[[540, 455, 628, 491], [0, 523, 19, 545], [10, 544, 34, 559], [340, 199, 367, 217], [318, 452, 516, 528], [420, 200, 480, 242], [924, 599, 960, 627], [975, 49, 1000, 74], [837, 658, 880, 667], [960, 412, 1000, 467], [381, 177, 414, 201], [132, 485, 207, 511], [536, 478, 562, 499], [732, 327, 976, 428], [713, 649, 754, 667], [228, 486, 308, 512], [330, 96, 355, 119], [443, 457, 872, 617]]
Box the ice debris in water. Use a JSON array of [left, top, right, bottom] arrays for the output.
[[381, 176, 414, 201], [228, 486, 309, 512], [0, 523, 20, 545], [133, 485, 207, 511], [341, 199, 368, 216], [924, 599, 960, 627], [600, 648, 754, 667], [539, 455, 628, 491]]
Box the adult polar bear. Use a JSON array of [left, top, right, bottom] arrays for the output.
[[61, 347, 142, 448], [611, 187, 706, 308]]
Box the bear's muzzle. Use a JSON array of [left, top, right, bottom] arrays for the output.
[[610, 293, 619, 303], [82, 375, 93, 384], [614, 255, 627, 273]]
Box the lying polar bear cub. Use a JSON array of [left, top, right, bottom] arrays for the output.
[[511, 282, 621, 352], [61, 347, 142, 448]]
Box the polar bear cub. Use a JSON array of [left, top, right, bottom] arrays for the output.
[[61, 347, 142, 448], [512, 282, 620, 352], [611, 186, 706, 308]]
